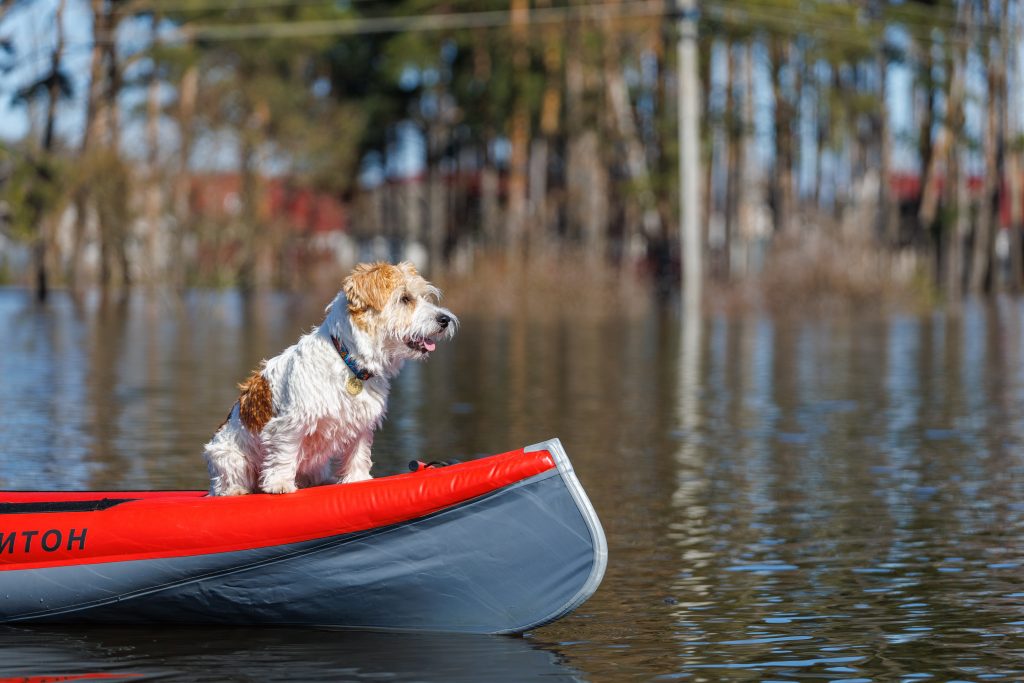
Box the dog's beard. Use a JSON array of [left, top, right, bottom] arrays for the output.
[[385, 308, 456, 361], [354, 297, 457, 366]]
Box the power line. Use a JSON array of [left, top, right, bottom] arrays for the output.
[[702, 0, 996, 51], [164, 0, 1005, 50], [110, 0, 389, 17], [3, 0, 1011, 64], [3, 0, 1008, 40], [96, 0, 1013, 40], [707, 0, 1006, 36], [174, 0, 668, 41]]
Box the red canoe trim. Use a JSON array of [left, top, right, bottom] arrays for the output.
[[0, 675, 144, 683], [0, 448, 556, 571], [0, 491, 206, 503]]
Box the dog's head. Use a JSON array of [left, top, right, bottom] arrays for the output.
[[341, 261, 457, 361]]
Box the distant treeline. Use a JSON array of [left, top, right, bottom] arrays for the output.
[[0, 0, 1022, 301]]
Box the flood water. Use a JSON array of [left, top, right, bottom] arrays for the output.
[[1, 286, 1024, 681]]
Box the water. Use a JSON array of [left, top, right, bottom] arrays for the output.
[[1, 287, 1024, 681]]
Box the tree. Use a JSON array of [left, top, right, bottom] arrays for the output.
[[9, 0, 71, 300]]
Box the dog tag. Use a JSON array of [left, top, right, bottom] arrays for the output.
[[345, 376, 363, 396]]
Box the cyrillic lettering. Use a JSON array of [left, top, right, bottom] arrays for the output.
[[21, 530, 38, 552], [41, 529, 62, 552], [67, 528, 87, 551]]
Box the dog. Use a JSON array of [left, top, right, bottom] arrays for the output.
[[203, 261, 457, 496]]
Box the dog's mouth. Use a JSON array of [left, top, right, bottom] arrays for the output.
[[406, 337, 437, 354]]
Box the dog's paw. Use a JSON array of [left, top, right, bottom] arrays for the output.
[[338, 471, 373, 484], [261, 480, 298, 495], [211, 484, 252, 496]]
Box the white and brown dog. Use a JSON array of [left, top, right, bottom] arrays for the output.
[[203, 261, 457, 496]]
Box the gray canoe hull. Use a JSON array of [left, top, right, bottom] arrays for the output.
[[0, 439, 607, 634]]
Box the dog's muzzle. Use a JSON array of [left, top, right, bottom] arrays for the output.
[[406, 312, 454, 354], [407, 338, 437, 353]]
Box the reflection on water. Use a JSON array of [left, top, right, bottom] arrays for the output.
[[2, 287, 1024, 681], [0, 626, 584, 682]]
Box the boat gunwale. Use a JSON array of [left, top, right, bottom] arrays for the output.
[[0, 447, 557, 570], [4, 466, 567, 627]]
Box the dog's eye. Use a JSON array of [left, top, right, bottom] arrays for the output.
[[400, 294, 413, 305]]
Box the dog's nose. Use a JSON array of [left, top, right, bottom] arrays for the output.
[[436, 314, 451, 329]]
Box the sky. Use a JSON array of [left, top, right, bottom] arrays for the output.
[[0, 0, 253, 171], [1, 0, 93, 144]]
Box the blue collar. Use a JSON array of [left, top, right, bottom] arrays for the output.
[[330, 335, 373, 381]]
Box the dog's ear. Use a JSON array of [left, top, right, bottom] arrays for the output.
[[343, 262, 402, 314]]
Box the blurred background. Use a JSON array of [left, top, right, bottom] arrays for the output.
[[1, 0, 1022, 306], [4, 2, 1024, 682]]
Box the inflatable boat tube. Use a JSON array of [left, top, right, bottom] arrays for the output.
[[0, 438, 606, 634]]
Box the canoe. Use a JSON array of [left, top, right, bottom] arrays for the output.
[[0, 438, 607, 634]]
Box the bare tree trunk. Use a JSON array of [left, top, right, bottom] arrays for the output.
[[103, 26, 121, 153], [971, 40, 1003, 294], [814, 65, 827, 210], [1009, 10, 1024, 292], [32, 0, 68, 301], [770, 39, 795, 234], [117, 166, 132, 287], [701, 41, 714, 250], [239, 100, 271, 291], [791, 40, 804, 218], [84, 0, 108, 149], [528, 138, 548, 245], [99, 13, 127, 288], [68, 194, 89, 289], [942, 14, 971, 301], [42, 0, 66, 153], [911, 44, 937, 279], [573, 130, 608, 266], [603, 2, 662, 268], [171, 64, 198, 290], [919, 19, 967, 231], [737, 41, 757, 277], [564, 21, 585, 245], [529, 0, 561, 249], [723, 42, 740, 282], [471, 37, 500, 252], [505, 0, 530, 257], [948, 140, 969, 300], [830, 67, 848, 218], [876, 52, 896, 242], [143, 12, 163, 284], [480, 153, 500, 247], [69, 0, 108, 289], [31, 197, 50, 302], [427, 121, 446, 272], [506, 115, 529, 252], [239, 138, 261, 290], [1010, 153, 1024, 292]]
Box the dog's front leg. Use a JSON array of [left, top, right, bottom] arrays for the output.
[[336, 431, 374, 484], [259, 416, 305, 494]]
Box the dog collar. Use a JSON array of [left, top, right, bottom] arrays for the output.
[[330, 335, 373, 381]]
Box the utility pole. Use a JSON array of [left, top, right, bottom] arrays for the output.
[[676, 0, 702, 311]]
